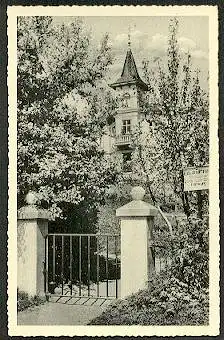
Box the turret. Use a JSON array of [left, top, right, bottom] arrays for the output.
[[109, 40, 148, 171]]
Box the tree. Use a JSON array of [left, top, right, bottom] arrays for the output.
[[17, 16, 117, 223], [132, 18, 209, 217]]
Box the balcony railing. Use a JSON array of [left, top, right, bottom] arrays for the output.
[[115, 134, 132, 145]]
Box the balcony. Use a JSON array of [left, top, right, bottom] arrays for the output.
[[115, 134, 132, 146]]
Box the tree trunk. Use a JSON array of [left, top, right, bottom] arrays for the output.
[[196, 190, 203, 219], [180, 191, 190, 218]]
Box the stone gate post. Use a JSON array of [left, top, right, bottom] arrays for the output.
[[17, 192, 51, 296], [116, 186, 157, 298]]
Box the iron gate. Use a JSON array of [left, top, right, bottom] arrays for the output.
[[44, 233, 121, 300]]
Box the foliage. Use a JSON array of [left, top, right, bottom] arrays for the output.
[[90, 217, 209, 325], [154, 215, 209, 289], [97, 203, 120, 235], [171, 215, 209, 289], [17, 16, 117, 220], [17, 290, 45, 312], [90, 273, 208, 325], [130, 18, 209, 217]]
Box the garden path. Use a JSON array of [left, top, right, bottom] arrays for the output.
[[17, 296, 113, 325]]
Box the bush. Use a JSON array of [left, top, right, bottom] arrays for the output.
[[17, 290, 46, 312], [90, 272, 209, 325]]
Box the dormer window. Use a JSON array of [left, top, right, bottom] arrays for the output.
[[122, 119, 131, 135]]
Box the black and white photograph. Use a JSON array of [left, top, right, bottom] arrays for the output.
[[7, 5, 219, 337]]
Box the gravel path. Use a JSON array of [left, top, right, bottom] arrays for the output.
[[18, 296, 113, 325]]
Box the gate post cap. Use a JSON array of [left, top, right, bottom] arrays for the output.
[[116, 186, 157, 217], [18, 191, 52, 220], [25, 191, 37, 205], [131, 186, 145, 201]]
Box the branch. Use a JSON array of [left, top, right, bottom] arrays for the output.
[[137, 143, 156, 205]]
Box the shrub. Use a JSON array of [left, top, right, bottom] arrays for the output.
[[17, 290, 46, 312], [90, 272, 209, 325]]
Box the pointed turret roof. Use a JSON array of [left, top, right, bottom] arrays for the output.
[[110, 49, 148, 91]]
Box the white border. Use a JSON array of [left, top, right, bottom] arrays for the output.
[[8, 5, 219, 336]]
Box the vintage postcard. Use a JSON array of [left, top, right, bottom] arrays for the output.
[[8, 5, 219, 337]]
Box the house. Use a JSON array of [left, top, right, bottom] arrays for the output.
[[101, 42, 150, 172], [101, 42, 177, 212]]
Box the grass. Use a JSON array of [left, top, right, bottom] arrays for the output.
[[17, 289, 46, 312]]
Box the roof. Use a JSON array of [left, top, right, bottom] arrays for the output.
[[110, 49, 148, 91]]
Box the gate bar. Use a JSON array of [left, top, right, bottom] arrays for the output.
[[106, 236, 109, 297], [53, 235, 56, 283], [61, 235, 64, 295], [115, 235, 118, 299], [70, 236, 73, 295], [87, 235, 90, 296], [46, 236, 49, 293], [96, 237, 99, 297], [44, 236, 48, 294], [79, 236, 82, 296]]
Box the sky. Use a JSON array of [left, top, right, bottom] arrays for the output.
[[55, 16, 209, 89]]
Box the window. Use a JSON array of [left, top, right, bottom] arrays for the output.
[[122, 119, 131, 135], [121, 92, 130, 108]]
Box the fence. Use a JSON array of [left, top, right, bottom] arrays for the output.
[[44, 233, 120, 299], [152, 245, 172, 273]]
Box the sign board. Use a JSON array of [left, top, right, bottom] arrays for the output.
[[184, 166, 209, 191]]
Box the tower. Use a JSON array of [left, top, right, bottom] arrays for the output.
[[109, 40, 148, 171]]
